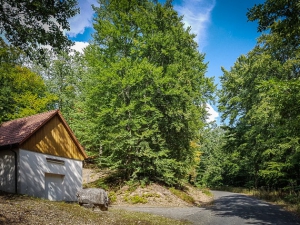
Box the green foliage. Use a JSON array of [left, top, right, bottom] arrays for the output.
[[29, 49, 95, 151], [0, 0, 79, 59], [126, 180, 139, 192], [247, 0, 300, 52], [142, 192, 161, 198], [196, 125, 226, 187], [124, 193, 148, 204], [108, 191, 117, 203], [0, 40, 56, 123], [83, 0, 214, 185], [218, 0, 300, 190]]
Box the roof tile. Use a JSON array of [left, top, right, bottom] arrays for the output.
[[0, 110, 58, 147]]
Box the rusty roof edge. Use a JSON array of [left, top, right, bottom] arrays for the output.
[[19, 110, 59, 146], [56, 110, 88, 159]]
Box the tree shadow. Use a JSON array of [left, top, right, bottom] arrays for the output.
[[203, 193, 300, 225]]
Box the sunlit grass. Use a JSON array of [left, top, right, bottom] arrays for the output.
[[0, 192, 190, 225], [169, 187, 195, 204], [200, 188, 213, 197]]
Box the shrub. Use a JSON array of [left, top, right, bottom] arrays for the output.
[[108, 191, 117, 204]]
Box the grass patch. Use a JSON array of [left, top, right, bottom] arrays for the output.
[[169, 187, 195, 204], [142, 193, 161, 198], [214, 186, 252, 195], [112, 208, 190, 225], [124, 192, 148, 204], [123, 191, 161, 204], [200, 188, 213, 197], [108, 191, 117, 203], [0, 192, 189, 225]]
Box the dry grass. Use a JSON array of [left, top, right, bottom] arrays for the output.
[[0, 192, 189, 225], [83, 168, 213, 207], [169, 188, 195, 205]]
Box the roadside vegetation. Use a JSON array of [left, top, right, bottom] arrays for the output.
[[83, 168, 213, 206], [194, 0, 300, 217]]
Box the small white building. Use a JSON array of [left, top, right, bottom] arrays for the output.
[[0, 110, 88, 201]]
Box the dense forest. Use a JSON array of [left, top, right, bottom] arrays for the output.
[[1, 0, 300, 192]]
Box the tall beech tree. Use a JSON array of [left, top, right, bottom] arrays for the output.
[[84, 0, 214, 185], [219, 0, 300, 188]]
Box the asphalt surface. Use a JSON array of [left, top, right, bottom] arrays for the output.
[[120, 191, 300, 225]]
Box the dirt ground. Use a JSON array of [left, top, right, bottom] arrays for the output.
[[0, 192, 189, 225], [82, 168, 212, 207]]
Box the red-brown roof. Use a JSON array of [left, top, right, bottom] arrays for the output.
[[0, 110, 87, 159]]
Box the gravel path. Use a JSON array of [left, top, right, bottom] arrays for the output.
[[118, 191, 300, 225]]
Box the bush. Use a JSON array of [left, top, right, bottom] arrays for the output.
[[108, 191, 117, 204]]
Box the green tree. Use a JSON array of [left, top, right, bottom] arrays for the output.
[[30, 49, 92, 150], [0, 0, 79, 58], [0, 40, 56, 123], [196, 125, 226, 187], [32, 50, 83, 117], [219, 0, 300, 188], [84, 0, 215, 185]]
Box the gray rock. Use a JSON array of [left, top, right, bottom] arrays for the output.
[[76, 188, 109, 211]]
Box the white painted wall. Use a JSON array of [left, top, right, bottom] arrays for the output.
[[0, 150, 17, 193], [18, 149, 82, 201]]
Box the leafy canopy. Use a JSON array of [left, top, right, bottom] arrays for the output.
[[218, 0, 300, 188], [0, 40, 56, 123], [84, 0, 215, 185], [0, 0, 79, 58]]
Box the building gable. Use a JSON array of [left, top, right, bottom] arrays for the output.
[[21, 114, 86, 160]]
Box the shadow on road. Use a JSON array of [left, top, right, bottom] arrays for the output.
[[204, 193, 300, 225]]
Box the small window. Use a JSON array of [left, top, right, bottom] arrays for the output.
[[46, 157, 65, 165]]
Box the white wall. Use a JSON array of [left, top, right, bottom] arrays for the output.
[[18, 149, 82, 201], [0, 150, 17, 193]]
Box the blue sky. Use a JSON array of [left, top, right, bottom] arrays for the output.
[[67, 0, 265, 124]]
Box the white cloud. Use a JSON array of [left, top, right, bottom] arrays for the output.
[[67, 0, 98, 37], [67, 0, 215, 48], [174, 0, 216, 50], [71, 41, 89, 53], [206, 103, 219, 123]]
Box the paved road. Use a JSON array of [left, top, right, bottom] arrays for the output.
[[120, 191, 300, 225]]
